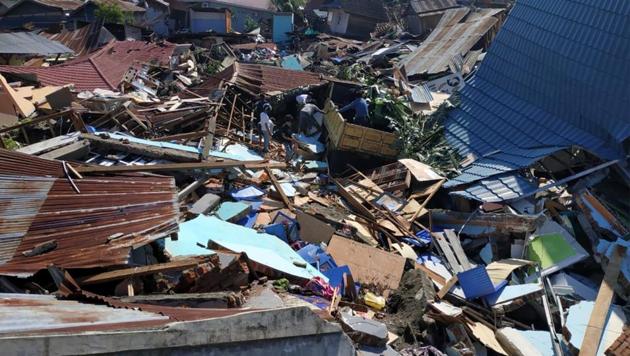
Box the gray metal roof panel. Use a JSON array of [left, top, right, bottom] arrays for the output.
[[0, 32, 73, 55]]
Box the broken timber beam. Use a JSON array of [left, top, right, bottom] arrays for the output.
[[81, 133, 200, 162], [78, 259, 205, 285], [579, 244, 627, 356], [265, 167, 293, 211], [75, 160, 286, 173]]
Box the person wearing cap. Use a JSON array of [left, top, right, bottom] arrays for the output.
[[339, 91, 369, 127]]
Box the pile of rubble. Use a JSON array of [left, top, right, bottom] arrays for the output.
[[0, 0, 628, 355]]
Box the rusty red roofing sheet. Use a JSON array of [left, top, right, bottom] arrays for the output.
[[0, 292, 256, 335], [0, 40, 178, 91], [41, 21, 105, 57], [0, 149, 179, 277], [224, 62, 325, 96]]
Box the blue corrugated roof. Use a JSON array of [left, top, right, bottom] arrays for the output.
[[449, 173, 538, 202], [445, 0, 630, 191]]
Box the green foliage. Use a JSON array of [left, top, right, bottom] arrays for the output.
[[387, 97, 462, 177], [243, 16, 259, 32], [271, 0, 306, 13], [95, 3, 132, 24], [1, 136, 19, 150]]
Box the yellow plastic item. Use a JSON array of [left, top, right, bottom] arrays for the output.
[[364, 292, 385, 310]]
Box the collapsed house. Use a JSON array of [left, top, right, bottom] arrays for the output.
[[0, 0, 626, 355]]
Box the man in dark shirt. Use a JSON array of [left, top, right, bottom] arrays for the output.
[[339, 91, 369, 126], [275, 114, 296, 162]]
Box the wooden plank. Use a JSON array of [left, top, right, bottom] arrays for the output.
[[407, 179, 444, 227], [265, 167, 293, 211], [327, 235, 406, 296], [79, 259, 204, 285], [414, 262, 446, 286], [437, 275, 458, 299], [76, 160, 285, 173], [444, 229, 471, 270], [579, 244, 627, 356], [432, 232, 463, 273], [0, 109, 71, 134], [333, 178, 375, 220]]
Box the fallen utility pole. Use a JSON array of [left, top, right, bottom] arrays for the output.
[[76, 160, 286, 173]]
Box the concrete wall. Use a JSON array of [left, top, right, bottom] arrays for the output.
[[0, 307, 355, 356]]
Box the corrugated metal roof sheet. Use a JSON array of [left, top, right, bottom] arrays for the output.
[[0, 293, 168, 334], [399, 8, 503, 76], [224, 62, 326, 96], [409, 0, 459, 15], [0, 32, 73, 55], [449, 173, 538, 202], [0, 40, 178, 91], [0, 149, 179, 277], [444, 0, 630, 196], [41, 21, 106, 56]]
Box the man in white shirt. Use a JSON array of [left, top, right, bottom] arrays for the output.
[[259, 103, 274, 153]]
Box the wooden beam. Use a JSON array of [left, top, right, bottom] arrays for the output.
[[79, 259, 205, 285], [81, 133, 200, 162], [437, 275, 458, 299], [0, 110, 72, 134], [76, 160, 285, 173], [333, 178, 375, 220], [579, 244, 627, 356], [265, 167, 293, 211], [407, 179, 444, 227]]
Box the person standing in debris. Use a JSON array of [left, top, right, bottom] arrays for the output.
[[339, 91, 370, 127], [298, 98, 324, 136], [275, 114, 296, 162], [260, 103, 274, 153], [252, 93, 270, 142]]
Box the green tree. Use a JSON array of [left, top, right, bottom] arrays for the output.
[[244, 16, 259, 32], [95, 3, 132, 24], [271, 0, 306, 13]]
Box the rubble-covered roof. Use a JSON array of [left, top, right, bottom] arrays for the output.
[[408, 0, 459, 15], [399, 8, 502, 76], [0, 40, 178, 91], [223, 62, 326, 96], [444, 0, 630, 192], [0, 31, 73, 55], [0, 149, 179, 277]]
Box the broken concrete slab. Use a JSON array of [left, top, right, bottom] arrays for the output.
[[190, 193, 221, 215], [340, 312, 388, 347]]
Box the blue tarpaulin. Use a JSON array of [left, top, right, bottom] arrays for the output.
[[174, 215, 327, 281]]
